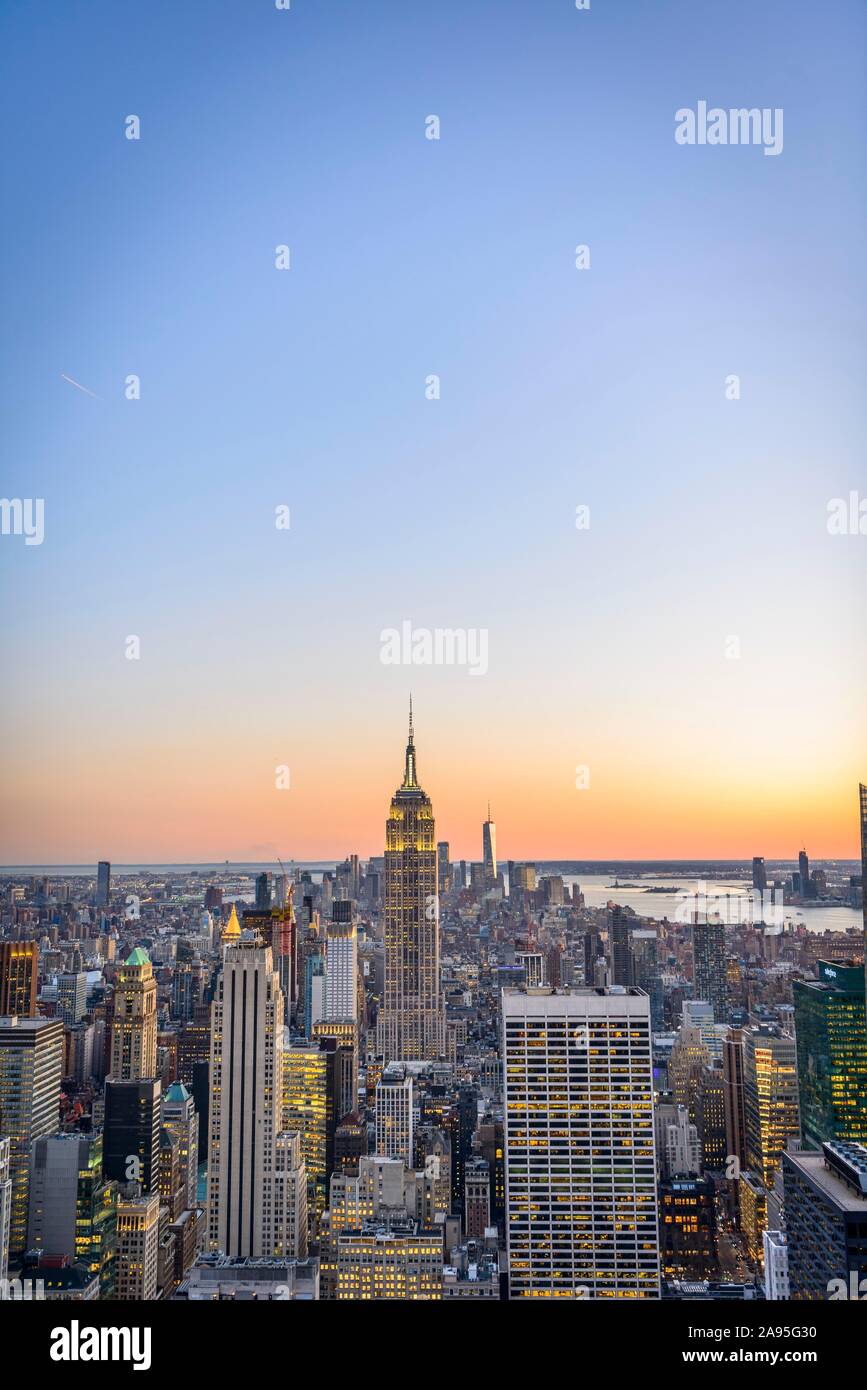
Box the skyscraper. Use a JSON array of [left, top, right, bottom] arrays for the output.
[[283, 1037, 343, 1221], [374, 1063, 414, 1166], [436, 841, 450, 893], [783, 1141, 867, 1299], [502, 986, 660, 1299], [208, 936, 304, 1258], [27, 1132, 117, 1295], [324, 912, 358, 1023], [798, 847, 812, 898], [115, 1188, 160, 1300], [0, 1015, 64, 1257], [743, 1025, 800, 1189], [109, 947, 158, 1081], [692, 918, 728, 1023], [609, 906, 631, 987], [254, 871, 272, 911], [0, 942, 38, 1017], [57, 970, 88, 1025], [162, 1081, 199, 1212], [96, 860, 111, 908], [377, 705, 443, 1062], [793, 960, 867, 1150], [482, 806, 497, 885], [103, 1078, 162, 1193]]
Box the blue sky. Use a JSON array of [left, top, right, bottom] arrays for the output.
[[1, 0, 865, 861]]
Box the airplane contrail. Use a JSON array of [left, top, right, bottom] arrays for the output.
[[60, 373, 101, 399]]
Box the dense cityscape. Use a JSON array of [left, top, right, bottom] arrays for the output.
[[1, 715, 865, 1307]]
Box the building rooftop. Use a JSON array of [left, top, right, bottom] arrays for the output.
[[784, 1143, 867, 1212]]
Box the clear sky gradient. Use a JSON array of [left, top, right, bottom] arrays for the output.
[[1, 0, 865, 862]]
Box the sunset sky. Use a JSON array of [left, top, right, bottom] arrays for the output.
[[1, 0, 865, 863]]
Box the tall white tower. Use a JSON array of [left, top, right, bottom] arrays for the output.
[[325, 919, 358, 1023], [208, 936, 307, 1257]]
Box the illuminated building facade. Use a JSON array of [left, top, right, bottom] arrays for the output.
[[743, 1026, 800, 1188], [0, 941, 38, 1017], [283, 1038, 342, 1222], [794, 960, 867, 1149], [109, 947, 158, 1082], [116, 1188, 160, 1300], [502, 986, 660, 1299], [335, 1225, 442, 1300], [378, 707, 443, 1062], [658, 1176, 717, 1282]]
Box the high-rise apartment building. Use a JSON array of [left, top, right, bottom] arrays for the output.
[[502, 986, 660, 1299], [0, 942, 38, 1017], [109, 947, 158, 1081], [798, 848, 812, 898], [378, 708, 443, 1062], [794, 960, 867, 1150], [0, 1014, 63, 1257], [692, 918, 728, 1023]]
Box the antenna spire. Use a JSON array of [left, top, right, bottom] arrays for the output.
[[402, 696, 418, 788]]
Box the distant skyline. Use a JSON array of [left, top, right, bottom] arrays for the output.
[[2, 0, 865, 862]]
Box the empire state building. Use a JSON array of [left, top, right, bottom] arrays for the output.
[[378, 705, 445, 1062]]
